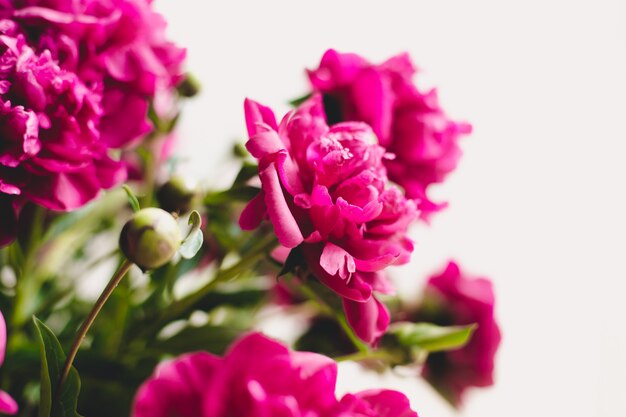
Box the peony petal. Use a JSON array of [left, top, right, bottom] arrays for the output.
[[320, 242, 355, 280], [343, 295, 390, 345], [244, 98, 278, 137], [0, 390, 17, 415], [239, 191, 267, 231], [133, 352, 220, 417], [259, 161, 303, 248]]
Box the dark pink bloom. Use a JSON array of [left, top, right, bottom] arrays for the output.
[[308, 49, 471, 219], [8, 0, 186, 147], [0, 0, 185, 246], [418, 261, 501, 406], [336, 390, 417, 417], [0, 311, 18, 415], [0, 31, 125, 241], [240, 96, 416, 344], [133, 332, 418, 417]]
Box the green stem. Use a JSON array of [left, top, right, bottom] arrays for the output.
[[335, 350, 393, 363], [136, 234, 277, 339], [11, 206, 46, 329], [56, 260, 133, 399]]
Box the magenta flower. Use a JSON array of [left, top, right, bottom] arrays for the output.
[[0, 31, 124, 244], [239, 96, 417, 344], [308, 49, 471, 219], [337, 390, 417, 417], [0, 311, 18, 415], [133, 332, 418, 417], [9, 0, 186, 147], [0, 0, 185, 246], [418, 261, 501, 406]]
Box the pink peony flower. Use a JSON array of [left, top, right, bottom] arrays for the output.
[[308, 49, 472, 219], [239, 96, 417, 344], [0, 0, 185, 246], [0, 31, 125, 242], [418, 261, 501, 406], [0, 311, 18, 415], [8, 0, 186, 147], [133, 332, 418, 417], [337, 390, 417, 417]]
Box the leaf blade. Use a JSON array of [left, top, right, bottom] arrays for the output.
[[33, 317, 83, 417]]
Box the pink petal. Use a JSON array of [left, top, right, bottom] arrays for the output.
[[343, 296, 390, 345], [320, 242, 355, 280], [239, 191, 267, 231], [259, 162, 303, 248], [244, 98, 278, 137], [0, 391, 17, 415]]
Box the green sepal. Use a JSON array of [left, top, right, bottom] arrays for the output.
[[179, 210, 203, 259]]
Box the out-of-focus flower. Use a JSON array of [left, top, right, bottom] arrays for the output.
[[8, 0, 186, 146], [239, 96, 416, 344], [132, 332, 418, 417], [308, 49, 471, 219], [415, 261, 501, 406], [336, 390, 417, 417], [0, 0, 185, 246], [0, 31, 125, 244], [0, 311, 18, 415]]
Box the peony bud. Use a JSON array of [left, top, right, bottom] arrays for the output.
[[177, 73, 201, 98], [156, 177, 197, 214], [119, 208, 182, 270]]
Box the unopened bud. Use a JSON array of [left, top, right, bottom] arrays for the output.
[[119, 208, 181, 270], [177, 73, 201, 98], [156, 177, 197, 214]]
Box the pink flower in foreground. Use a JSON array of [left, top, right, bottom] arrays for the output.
[[132, 332, 418, 417], [308, 49, 471, 219], [0, 311, 18, 415], [239, 96, 417, 344], [417, 261, 501, 406]]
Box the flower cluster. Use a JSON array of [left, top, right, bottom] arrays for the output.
[[240, 96, 417, 344], [0, 0, 184, 246], [308, 49, 472, 218], [414, 262, 501, 406], [133, 333, 418, 417]]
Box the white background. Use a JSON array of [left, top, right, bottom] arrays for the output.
[[154, 1, 626, 416]]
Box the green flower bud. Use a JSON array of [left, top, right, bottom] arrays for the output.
[[177, 73, 201, 98], [156, 177, 197, 214], [119, 208, 182, 270]]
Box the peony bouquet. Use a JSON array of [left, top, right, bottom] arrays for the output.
[[0, 1, 500, 416]]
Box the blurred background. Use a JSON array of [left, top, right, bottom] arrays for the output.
[[154, 1, 626, 416]]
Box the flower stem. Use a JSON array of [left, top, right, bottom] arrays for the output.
[[56, 259, 133, 398], [134, 234, 277, 339], [334, 350, 393, 363]]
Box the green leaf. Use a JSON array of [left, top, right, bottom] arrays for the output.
[[33, 317, 83, 417], [204, 186, 261, 206], [390, 322, 476, 353], [122, 185, 140, 212], [179, 210, 203, 259], [233, 162, 258, 186], [288, 93, 312, 107]]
